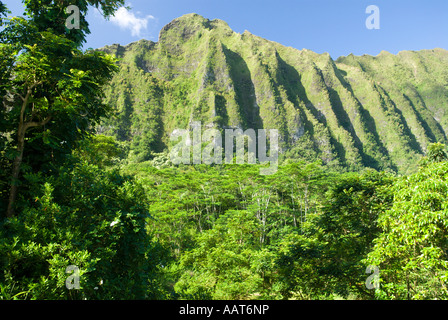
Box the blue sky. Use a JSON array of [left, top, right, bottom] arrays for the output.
[[3, 0, 448, 59]]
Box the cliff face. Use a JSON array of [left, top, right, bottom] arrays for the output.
[[98, 13, 448, 174]]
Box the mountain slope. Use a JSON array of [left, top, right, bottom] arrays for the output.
[[98, 13, 448, 174]]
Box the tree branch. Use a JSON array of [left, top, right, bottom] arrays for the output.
[[19, 82, 41, 128], [23, 115, 52, 132]]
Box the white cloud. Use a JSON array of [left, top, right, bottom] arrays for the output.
[[109, 7, 155, 37]]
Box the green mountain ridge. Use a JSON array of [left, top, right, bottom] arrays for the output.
[[98, 13, 448, 174]]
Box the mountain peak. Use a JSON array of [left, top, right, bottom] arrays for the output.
[[158, 13, 206, 41], [159, 13, 233, 42]]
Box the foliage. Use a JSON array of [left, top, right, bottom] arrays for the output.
[[366, 161, 448, 299], [419, 142, 448, 167], [1, 6, 448, 301], [0, 161, 166, 299], [275, 169, 395, 299], [0, 2, 118, 217], [74, 134, 128, 168], [175, 210, 265, 299], [22, 0, 126, 46]]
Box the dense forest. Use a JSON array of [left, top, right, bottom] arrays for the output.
[[1, 1, 448, 300]]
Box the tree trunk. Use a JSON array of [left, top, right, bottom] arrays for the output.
[[6, 83, 50, 218], [6, 125, 25, 218]]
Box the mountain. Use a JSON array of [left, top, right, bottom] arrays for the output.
[[97, 13, 448, 174]]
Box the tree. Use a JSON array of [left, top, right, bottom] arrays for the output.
[[366, 161, 448, 299], [275, 169, 395, 299], [0, 1, 9, 24], [22, 0, 126, 46], [1, 2, 123, 217], [174, 210, 265, 299], [0, 162, 166, 299], [0, 0, 171, 301], [74, 134, 127, 168], [313, 169, 394, 298], [419, 142, 448, 167]]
